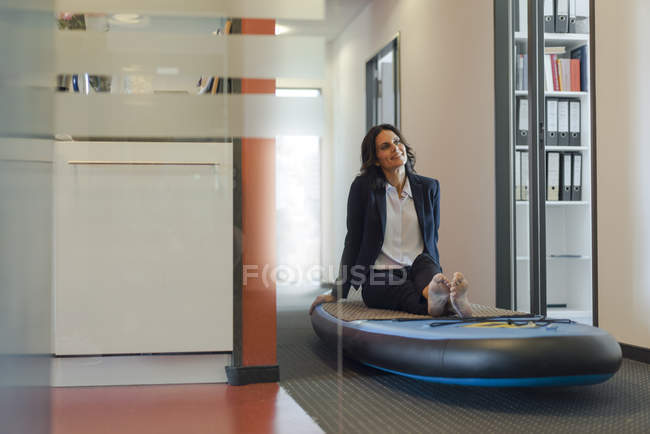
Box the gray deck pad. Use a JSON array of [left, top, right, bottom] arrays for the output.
[[321, 300, 522, 321]]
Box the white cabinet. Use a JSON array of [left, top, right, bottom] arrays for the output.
[[54, 141, 233, 355]]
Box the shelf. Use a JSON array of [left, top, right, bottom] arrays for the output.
[[516, 201, 589, 206], [515, 32, 589, 43], [515, 90, 588, 98], [515, 146, 588, 152], [546, 309, 593, 325], [545, 91, 588, 98], [517, 255, 591, 261]]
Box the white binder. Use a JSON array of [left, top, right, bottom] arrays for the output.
[[569, 100, 581, 146], [547, 152, 560, 201], [575, 0, 590, 33], [561, 152, 572, 200], [515, 151, 522, 201], [521, 151, 529, 201], [556, 0, 569, 33], [518, 98, 529, 146], [546, 99, 559, 146], [544, 0, 555, 33], [572, 153, 583, 200], [558, 100, 570, 146], [569, 0, 577, 32], [519, 0, 528, 34]]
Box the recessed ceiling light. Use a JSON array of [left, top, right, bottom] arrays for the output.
[[275, 24, 290, 35], [156, 67, 179, 75], [275, 88, 320, 98], [112, 14, 141, 24]]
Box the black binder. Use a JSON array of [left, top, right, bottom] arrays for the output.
[[571, 153, 582, 201], [544, 0, 555, 33], [555, 0, 569, 33], [546, 99, 559, 146], [558, 100, 570, 146], [560, 152, 572, 200], [517, 98, 529, 146], [569, 100, 581, 146]]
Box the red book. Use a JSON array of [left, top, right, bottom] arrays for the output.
[[550, 54, 559, 91], [570, 59, 581, 92]]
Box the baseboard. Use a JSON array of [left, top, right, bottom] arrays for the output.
[[620, 343, 650, 364], [52, 353, 231, 386], [226, 364, 279, 386]]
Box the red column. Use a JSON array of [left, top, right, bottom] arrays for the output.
[[241, 18, 276, 35], [241, 138, 277, 367], [227, 19, 279, 385]]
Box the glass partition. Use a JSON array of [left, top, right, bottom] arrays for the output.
[[498, 0, 594, 323], [48, 3, 325, 387]]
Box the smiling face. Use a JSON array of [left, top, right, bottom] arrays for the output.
[[374, 129, 407, 172]]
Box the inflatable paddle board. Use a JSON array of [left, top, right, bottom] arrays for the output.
[[311, 303, 622, 387]]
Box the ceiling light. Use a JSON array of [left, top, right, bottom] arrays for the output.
[[112, 14, 141, 24], [156, 67, 179, 75], [275, 24, 290, 35], [275, 88, 320, 98]]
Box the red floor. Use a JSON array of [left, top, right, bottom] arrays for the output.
[[52, 383, 322, 434]]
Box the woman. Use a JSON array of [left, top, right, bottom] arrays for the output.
[[309, 124, 472, 317]]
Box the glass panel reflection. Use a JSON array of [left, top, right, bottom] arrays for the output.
[[542, 0, 593, 325]]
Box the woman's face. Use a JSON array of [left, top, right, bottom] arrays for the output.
[[375, 129, 407, 171]]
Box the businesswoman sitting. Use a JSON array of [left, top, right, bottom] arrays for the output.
[[310, 124, 472, 318]]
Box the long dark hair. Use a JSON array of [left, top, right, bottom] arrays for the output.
[[360, 124, 416, 189]]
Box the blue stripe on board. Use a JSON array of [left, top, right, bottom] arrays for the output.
[[364, 363, 614, 387]]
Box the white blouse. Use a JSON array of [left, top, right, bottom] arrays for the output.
[[373, 178, 424, 269]]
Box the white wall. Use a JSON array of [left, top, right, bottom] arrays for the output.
[[324, 0, 495, 304], [595, 0, 650, 347]]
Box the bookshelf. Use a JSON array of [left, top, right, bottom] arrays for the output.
[[509, 1, 593, 323]]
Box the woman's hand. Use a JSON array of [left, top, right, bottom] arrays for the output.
[[309, 294, 336, 315]]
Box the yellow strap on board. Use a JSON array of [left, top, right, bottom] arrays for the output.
[[463, 321, 538, 329]]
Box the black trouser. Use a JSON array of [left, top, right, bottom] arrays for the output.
[[361, 253, 442, 315]]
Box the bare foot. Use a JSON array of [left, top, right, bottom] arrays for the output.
[[427, 273, 451, 316], [450, 272, 473, 318]]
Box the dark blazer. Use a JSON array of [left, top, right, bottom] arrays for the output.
[[335, 170, 442, 299]]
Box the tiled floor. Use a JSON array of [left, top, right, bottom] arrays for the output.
[[52, 382, 322, 434]]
